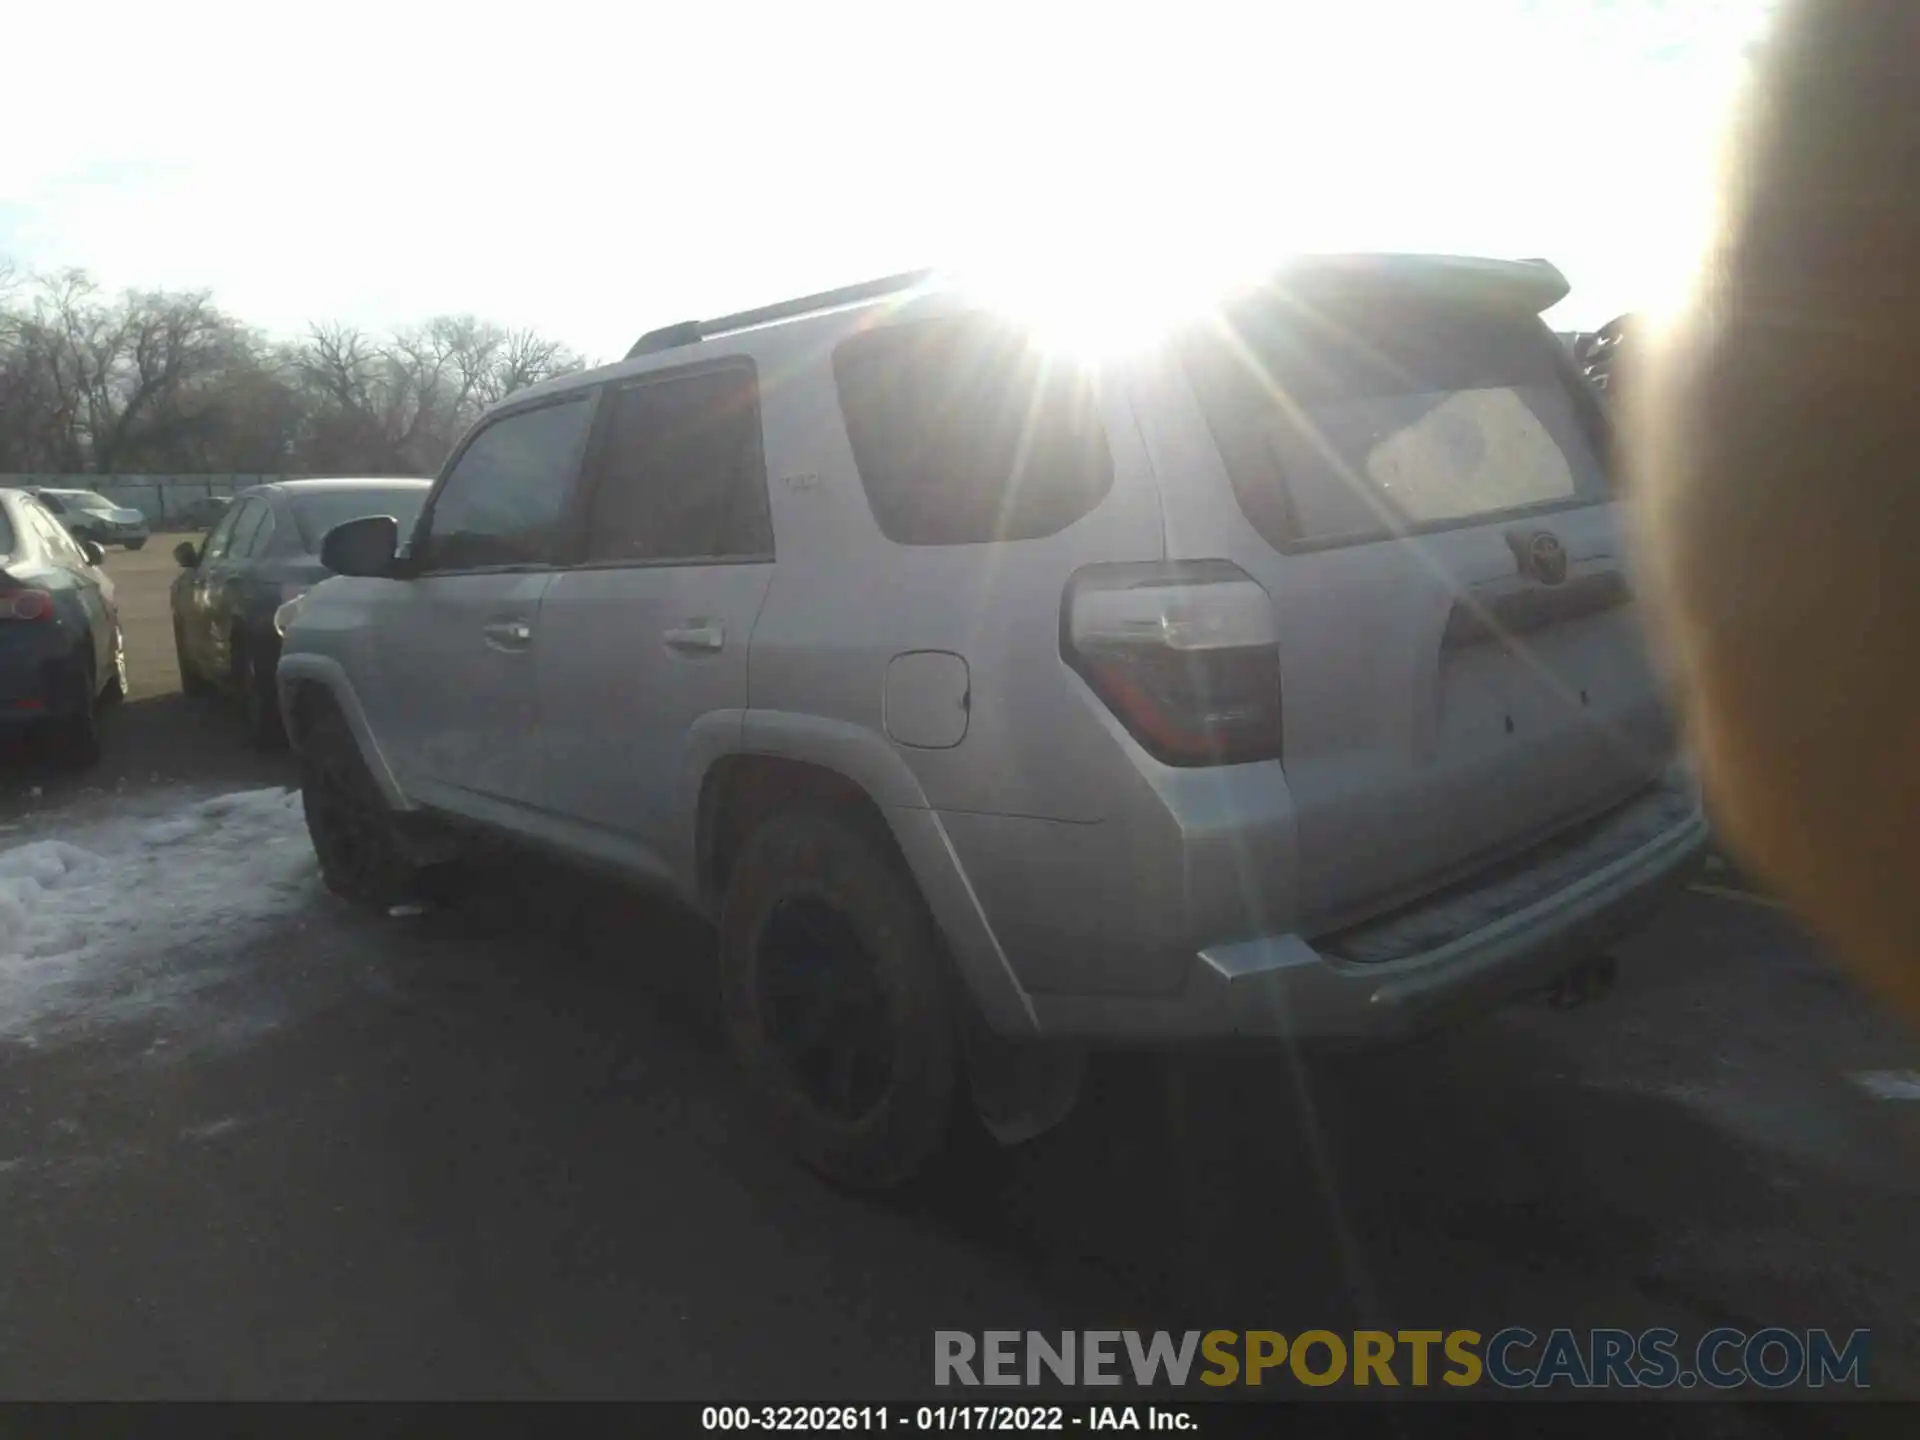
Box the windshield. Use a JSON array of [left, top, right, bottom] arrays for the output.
[[293, 488, 427, 552], [1181, 294, 1610, 547], [53, 491, 119, 513]]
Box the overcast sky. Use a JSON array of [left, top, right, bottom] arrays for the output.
[[0, 0, 1772, 359]]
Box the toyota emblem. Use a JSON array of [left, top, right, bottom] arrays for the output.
[[1527, 531, 1569, 586]]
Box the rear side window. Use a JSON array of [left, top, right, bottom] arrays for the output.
[[29, 502, 90, 566], [1181, 294, 1609, 548], [18, 500, 71, 559], [423, 397, 594, 571], [832, 317, 1114, 546], [581, 365, 772, 563]]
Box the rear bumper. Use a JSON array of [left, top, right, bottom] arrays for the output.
[[0, 665, 88, 726], [1024, 777, 1709, 1042]]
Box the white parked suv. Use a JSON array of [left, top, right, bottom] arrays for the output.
[[276, 257, 1707, 1187]]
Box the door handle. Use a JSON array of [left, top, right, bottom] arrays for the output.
[[663, 622, 725, 653], [482, 619, 535, 650]]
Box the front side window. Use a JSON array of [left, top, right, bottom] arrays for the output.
[[421, 398, 594, 571], [581, 365, 771, 564], [832, 317, 1114, 546]]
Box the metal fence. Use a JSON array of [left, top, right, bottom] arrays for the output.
[[0, 475, 305, 529]]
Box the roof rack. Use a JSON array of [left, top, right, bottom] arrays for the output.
[[625, 268, 936, 360]]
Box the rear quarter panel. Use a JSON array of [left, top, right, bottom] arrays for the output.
[[741, 310, 1167, 825]]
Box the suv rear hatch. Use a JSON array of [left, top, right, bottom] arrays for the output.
[[1167, 256, 1674, 936]]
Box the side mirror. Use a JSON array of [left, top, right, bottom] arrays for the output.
[[321, 514, 400, 578], [173, 541, 200, 569], [82, 540, 108, 567]]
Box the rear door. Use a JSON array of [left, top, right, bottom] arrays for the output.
[[181, 499, 250, 676], [200, 496, 270, 681], [535, 361, 775, 883], [1155, 277, 1672, 932], [366, 393, 597, 816]]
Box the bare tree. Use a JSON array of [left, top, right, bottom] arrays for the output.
[[491, 326, 578, 403], [91, 289, 245, 471], [0, 264, 587, 478]]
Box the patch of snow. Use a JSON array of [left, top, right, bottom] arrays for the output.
[[1849, 1070, 1920, 1101], [0, 787, 318, 1043], [182, 1117, 243, 1142]]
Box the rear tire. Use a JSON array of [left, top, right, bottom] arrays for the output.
[[49, 652, 102, 769], [238, 639, 287, 751], [124, 539, 146, 552], [298, 704, 418, 909], [717, 807, 959, 1190]]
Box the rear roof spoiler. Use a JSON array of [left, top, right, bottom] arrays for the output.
[[620, 254, 1569, 363], [1269, 254, 1571, 313]]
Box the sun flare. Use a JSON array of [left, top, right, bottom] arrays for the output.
[[944, 227, 1280, 362]]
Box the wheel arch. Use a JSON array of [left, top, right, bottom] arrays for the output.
[[277, 653, 412, 810], [697, 754, 901, 914], [694, 714, 1040, 1036]]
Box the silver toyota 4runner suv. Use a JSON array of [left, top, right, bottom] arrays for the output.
[[277, 256, 1707, 1188]]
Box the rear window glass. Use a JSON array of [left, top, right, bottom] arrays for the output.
[[0, 503, 16, 558], [1181, 295, 1609, 547], [833, 317, 1113, 546], [293, 489, 428, 552], [583, 365, 772, 563]]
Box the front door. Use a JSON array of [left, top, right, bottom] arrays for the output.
[[536, 361, 775, 887], [364, 393, 598, 818]]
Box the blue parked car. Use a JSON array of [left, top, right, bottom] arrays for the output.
[[0, 488, 127, 765]]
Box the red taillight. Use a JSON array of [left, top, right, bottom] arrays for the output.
[[1062, 560, 1284, 767], [0, 589, 53, 621]]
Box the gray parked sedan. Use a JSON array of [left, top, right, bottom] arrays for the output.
[[171, 478, 429, 747], [30, 489, 151, 551]]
